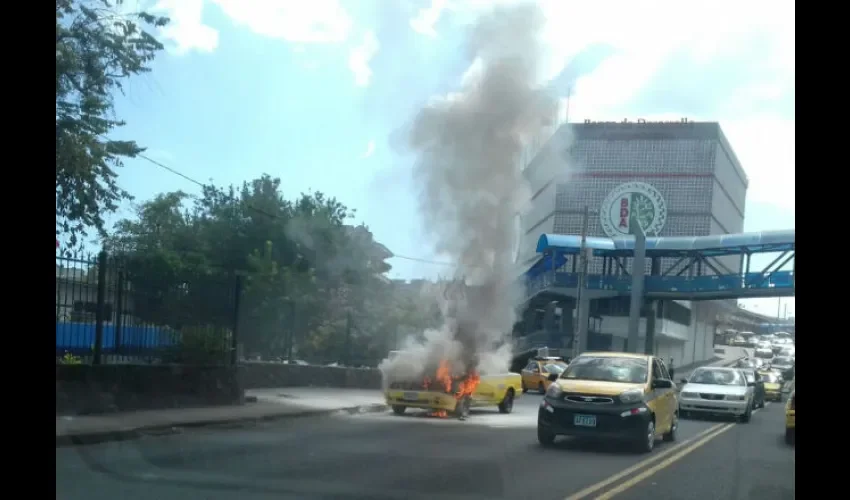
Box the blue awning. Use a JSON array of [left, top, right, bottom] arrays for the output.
[[525, 252, 568, 279], [535, 229, 794, 257]]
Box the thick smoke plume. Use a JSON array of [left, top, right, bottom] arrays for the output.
[[379, 3, 557, 387]]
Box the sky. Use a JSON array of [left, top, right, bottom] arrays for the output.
[[106, 0, 795, 319]]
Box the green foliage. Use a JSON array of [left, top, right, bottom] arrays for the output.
[[161, 326, 232, 365], [56, 0, 169, 246], [59, 351, 83, 365], [108, 174, 416, 364]]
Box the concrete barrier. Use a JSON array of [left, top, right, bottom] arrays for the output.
[[56, 363, 383, 416], [56, 364, 243, 416]]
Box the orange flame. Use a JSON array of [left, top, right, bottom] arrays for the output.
[[429, 360, 481, 400], [435, 360, 453, 393], [455, 371, 481, 400]]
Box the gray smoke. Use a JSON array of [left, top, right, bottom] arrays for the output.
[[379, 3, 558, 386]]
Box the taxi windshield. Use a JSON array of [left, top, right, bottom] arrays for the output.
[[560, 356, 648, 383], [690, 369, 745, 386], [543, 363, 566, 374], [762, 373, 780, 383]]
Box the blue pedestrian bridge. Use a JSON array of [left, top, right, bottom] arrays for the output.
[[524, 229, 794, 301]]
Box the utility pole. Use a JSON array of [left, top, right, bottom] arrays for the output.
[[627, 210, 646, 353], [572, 206, 590, 359]]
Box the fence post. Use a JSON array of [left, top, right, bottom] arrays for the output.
[[114, 270, 124, 354], [230, 275, 242, 366], [93, 250, 108, 365], [343, 310, 352, 366]]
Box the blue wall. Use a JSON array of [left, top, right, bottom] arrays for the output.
[[56, 322, 177, 353]]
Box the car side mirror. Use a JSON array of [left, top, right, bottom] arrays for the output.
[[653, 379, 673, 389], [747, 382, 756, 387], [547, 373, 559, 382], [679, 379, 688, 385]]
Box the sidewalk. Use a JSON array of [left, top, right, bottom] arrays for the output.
[[56, 387, 387, 447]]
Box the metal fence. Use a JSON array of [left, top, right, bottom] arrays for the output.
[[56, 250, 240, 365]]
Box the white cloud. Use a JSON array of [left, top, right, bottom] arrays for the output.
[[212, 0, 353, 43], [152, 0, 219, 54], [410, 0, 449, 37], [148, 0, 354, 55], [348, 31, 380, 87], [360, 140, 376, 159]]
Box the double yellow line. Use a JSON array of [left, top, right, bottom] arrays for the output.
[[564, 423, 735, 500]]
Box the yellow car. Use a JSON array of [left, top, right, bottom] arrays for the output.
[[760, 371, 784, 402], [537, 352, 678, 453], [521, 356, 569, 393], [785, 389, 795, 444], [385, 372, 523, 418]]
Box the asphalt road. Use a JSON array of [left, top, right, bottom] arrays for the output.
[[56, 392, 794, 500]]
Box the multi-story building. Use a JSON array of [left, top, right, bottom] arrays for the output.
[[517, 119, 749, 366]]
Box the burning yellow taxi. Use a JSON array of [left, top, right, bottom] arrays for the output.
[[384, 362, 522, 418]]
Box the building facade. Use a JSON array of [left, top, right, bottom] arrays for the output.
[[517, 119, 749, 366]]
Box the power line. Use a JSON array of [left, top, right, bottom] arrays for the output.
[[389, 254, 456, 266], [133, 152, 457, 267]]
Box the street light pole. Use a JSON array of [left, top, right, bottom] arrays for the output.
[[572, 206, 590, 359], [627, 210, 646, 353]]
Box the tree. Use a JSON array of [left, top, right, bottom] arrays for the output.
[[56, 0, 169, 246], [106, 175, 391, 361], [106, 178, 450, 366]]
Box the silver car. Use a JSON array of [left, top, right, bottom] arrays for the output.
[[678, 367, 754, 422]]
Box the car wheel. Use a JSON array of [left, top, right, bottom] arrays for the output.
[[663, 412, 678, 442], [391, 405, 407, 415], [522, 382, 528, 394], [635, 419, 656, 453], [538, 382, 545, 394], [498, 389, 515, 414], [537, 426, 556, 447], [785, 428, 795, 445], [739, 404, 752, 423]]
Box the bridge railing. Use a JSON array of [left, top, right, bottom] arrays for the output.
[[526, 270, 795, 297]]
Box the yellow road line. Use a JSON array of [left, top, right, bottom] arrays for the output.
[[594, 423, 735, 500], [563, 423, 724, 500]]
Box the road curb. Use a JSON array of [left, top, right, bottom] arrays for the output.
[[56, 403, 389, 448]]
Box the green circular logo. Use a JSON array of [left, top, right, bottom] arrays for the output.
[[600, 182, 667, 237]]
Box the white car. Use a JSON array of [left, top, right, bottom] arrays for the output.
[[754, 346, 774, 359], [778, 346, 795, 359], [771, 338, 793, 354], [678, 367, 754, 423]]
